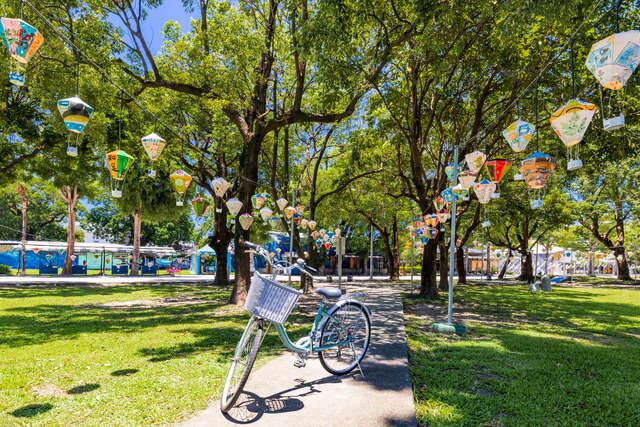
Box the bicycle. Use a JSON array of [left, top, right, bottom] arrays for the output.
[[220, 240, 372, 413]]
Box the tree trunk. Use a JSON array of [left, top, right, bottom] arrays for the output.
[[438, 239, 448, 291], [498, 250, 511, 280], [391, 216, 400, 280], [613, 246, 632, 280], [419, 239, 438, 298], [517, 249, 533, 283], [131, 210, 142, 275], [18, 185, 28, 276], [61, 185, 78, 275], [456, 245, 466, 284], [381, 230, 396, 281], [210, 204, 233, 287]]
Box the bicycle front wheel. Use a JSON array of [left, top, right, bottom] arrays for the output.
[[318, 301, 371, 375], [220, 317, 264, 413]]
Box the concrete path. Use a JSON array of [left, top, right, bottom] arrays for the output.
[[179, 283, 417, 427]]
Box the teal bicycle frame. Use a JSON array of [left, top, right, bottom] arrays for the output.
[[269, 299, 353, 354]]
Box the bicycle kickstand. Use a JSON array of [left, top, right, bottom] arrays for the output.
[[293, 352, 307, 368]]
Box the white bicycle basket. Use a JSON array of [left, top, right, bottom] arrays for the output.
[[244, 273, 302, 324]]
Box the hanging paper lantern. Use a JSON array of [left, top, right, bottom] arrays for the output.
[[57, 97, 94, 157], [33, 247, 40, 254], [276, 198, 288, 211], [445, 163, 457, 182], [465, 151, 486, 173], [473, 180, 496, 204], [140, 133, 165, 178], [433, 197, 446, 211], [437, 210, 450, 224], [426, 227, 438, 239], [452, 184, 469, 201], [269, 216, 281, 228], [259, 206, 273, 221], [308, 220, 317, 230], [0, 18, 44, 86], [300, 219, 309, 228], [295, 205, 305, 214], [311, 230, 320, 239], [420, 236, 429, 245], [170, 170, 193, 206], [212, 177, 230, 198], [550, 99, 597, 170], [251, 194, 266, 209], [519, 152, 556, 189], [485, 159, 512, 198], [239, 213, 254, 230], [502, 119, 535, 152], [319, 229, 326, 237], [226, 198, 243, 216], [324, 242, 331, 250], [284, 206, 296, 219], [106, 150, 135, 198], [327, 231, 334, 239], [315, 239, 323, 249], [458, 170, 477, 190], [293, 213, 303, 225], [586, 31, 640, 90], [441, 187, 454, 204], [424, 214, 439, 227], [191, 197, 210, 218]]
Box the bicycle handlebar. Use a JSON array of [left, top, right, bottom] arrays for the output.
[[241, 240, 315, 277]]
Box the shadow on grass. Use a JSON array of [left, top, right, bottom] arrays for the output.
[[67, 383, 100, 394], [11, 403, 53, 418], [111, 369, 139, 376]]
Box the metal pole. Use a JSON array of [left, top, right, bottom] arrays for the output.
[[288, 191, 296, 285], [337, 236, 344, 290], [447, 145, 459, 325], [410, 238, 414, 291], [534, 243, 539, 279], [369, 224, 374, 280], [486, 243, 491, 279]]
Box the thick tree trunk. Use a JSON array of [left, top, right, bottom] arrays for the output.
[[61, 185, 78, 275], [131, 210, 142, 275], [210, 204, 233, 287], [381, 230, 396, 281], [613, 246, 632, 280], [18, 185, 27, 276], [456, 245, 466, 284], [438, 239, 448, 291], [517, 249, 533, 283], [419, 239, 438, 298]]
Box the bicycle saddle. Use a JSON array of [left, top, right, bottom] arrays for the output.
[[314, 287, 342, 299]]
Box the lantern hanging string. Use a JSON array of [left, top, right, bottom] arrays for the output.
[[570, 38, 576, 99], [534, 86, 539, 152]]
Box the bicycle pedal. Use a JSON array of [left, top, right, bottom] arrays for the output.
[[293, 355, 307, 368]]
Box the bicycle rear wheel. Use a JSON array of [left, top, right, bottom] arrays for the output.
[[318, 301, 371, 375], [220, 317, 264, 413]]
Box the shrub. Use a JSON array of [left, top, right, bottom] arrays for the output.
[[0, 264, 12, 275]]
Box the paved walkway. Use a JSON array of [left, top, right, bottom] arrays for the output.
[[179, 283, 417, 427]]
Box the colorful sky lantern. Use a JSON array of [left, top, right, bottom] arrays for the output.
[[441, 187, 454, 204], [293, 213, 303, 225], [170, 170, 192, 206], [445, 163, 458, 182], [426, 227, 438, 240], [0, 18, 44, 86], [284, 206, 296, 219], [276, 198, 288, 211], [259, 206, 273, 221], [141, 133, 166, 178], [485, 159, 512, 198], [105, 150, 134, 198], [586, 31, 640, 131], [311, 230, 320, 239], [315, 239, 323, 249], [57, 97, 94, 157], [308, 220, 317, 230], [465, 151, 486, 173], [519, 152, 556, 209], [191, 196, 210, 218], [226, 198, 243, 216], [437, 210, 450, 231], [473, 179, 496, 204], [324, 242, 331, 250], [458, 170, 477, 190], [452, 184, 469, 201], [502, 119, 535, 153], [269, 216, 281, 228], [239, 213, 254, 230], [212, 177, 230, 198], [424, 214, 439, 228], [433, 196, 446, 211], [300, 219, 309, 228], [251, 194, 266, 210], [295, 205, 305, 214], [549, 99, 597, 171]]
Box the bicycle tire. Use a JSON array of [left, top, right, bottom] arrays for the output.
[[220, 318, 264, 413], [318, 301, 371, 376]]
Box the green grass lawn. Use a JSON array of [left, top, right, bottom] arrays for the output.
[[404, 285, 640, 427], [0, 284, 306, 426]]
